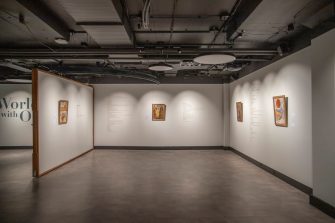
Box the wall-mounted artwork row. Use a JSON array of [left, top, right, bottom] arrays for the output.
[[58, 100, 69, 124], [273, 95, 288, 127], [236, 102, 243, 122], [152, 104, 166, 121]]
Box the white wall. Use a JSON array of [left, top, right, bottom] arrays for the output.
[[229, 47, 313, 187], [222, 84, 230, 147], [38, 70, 93, 174], [94, 84, 223, 146], [311, 29, 335, 206], [0, 84, 32, 146]]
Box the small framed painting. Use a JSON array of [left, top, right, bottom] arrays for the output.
[[152, 104, 166, 121], [236, 102, 243, 122], [273, 95, 288, 127], [58, 100, 69, 125]]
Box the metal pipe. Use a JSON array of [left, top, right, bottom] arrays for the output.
[[0, 48, 278, 55], [134, 30, 210, 34], [136, 43, 233, 47], [210, 0, 242, 46], [0, 62, 31, 72], [0, 55, 273, 61], [130, 14, 222, 20], [107, 57, 270, 62]]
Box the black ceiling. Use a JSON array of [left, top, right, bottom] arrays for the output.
[[0, 0, 334, 84]]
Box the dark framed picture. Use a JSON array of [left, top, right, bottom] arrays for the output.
[[152, 104, 166, 121], [273, 95, 288, 127], [58, 100, 69, 125]]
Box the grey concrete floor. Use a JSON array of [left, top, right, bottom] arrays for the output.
[[0, 149, 334, 223]]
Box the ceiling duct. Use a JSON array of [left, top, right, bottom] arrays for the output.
[[57, 0, 133, 46], [0, 62, 31, 73], [294, 0, 334, 29]]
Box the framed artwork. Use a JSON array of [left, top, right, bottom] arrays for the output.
[[152, 104, 166, 121], [58, 100, 69, 125], [236, 102, 243, 122], [273, 95, 288, 127]]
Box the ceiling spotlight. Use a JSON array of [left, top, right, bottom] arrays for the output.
[[235, 30, 244, 39], [148, 62, 173, 71], [193, 53, 236, 65], [226, 65, 243, 72], [6, 78, 32, 83], [54, 38, 69, 45], [288, 23, 294, 32]]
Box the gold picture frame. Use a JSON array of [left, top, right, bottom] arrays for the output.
[[236, 102, 243, 122], [273, 95, 288, 127], [152, 104, 166, 121], [58, 100, 69, 125]]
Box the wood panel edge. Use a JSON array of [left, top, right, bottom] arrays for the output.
[[35, 68, 93, 89], [32, 68, 39, 177], [38, 148, 94, 177]]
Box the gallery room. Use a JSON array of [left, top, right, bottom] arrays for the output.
[[0, 0, 335, 222]]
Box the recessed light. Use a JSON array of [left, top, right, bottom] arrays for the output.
[[194, 53, 236, 65], [149, 63, 173, 71], [55, 38, 69, 45]]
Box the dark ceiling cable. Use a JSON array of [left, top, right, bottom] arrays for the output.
[[168, 0, 178, 46], [210, 0, 242, 47]]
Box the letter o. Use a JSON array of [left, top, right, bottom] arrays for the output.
[[20, 110, 31, 122]]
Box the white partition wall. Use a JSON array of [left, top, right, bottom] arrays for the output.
[[229, 47, 313, 187], [33, 69, 94, 176], [94, 84, 223, 147], [311, 28, 335, 207], [0, 84, 32, 147]]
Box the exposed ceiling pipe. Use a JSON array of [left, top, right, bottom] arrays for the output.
[[0, 48, 278, 56], [106, 57, 270, 62], [130, 14, 223, 20], [142, 0, 151, 29], [210, 0, 242, 46], [0, 62, 31, 73], [168, 0, 178, 45]]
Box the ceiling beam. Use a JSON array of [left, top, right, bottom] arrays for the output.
[[134, 30, 210, 34], [0, 62, 31, 72], [110, 0, 135, 45], [0, 48, 278, 58], [226, 0, 263, 41], [16, 0, 70, 40], [77, 22, 123, 26]]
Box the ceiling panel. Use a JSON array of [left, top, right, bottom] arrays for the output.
[[82, 25, 132, 46], [57, 0, 121, 22]]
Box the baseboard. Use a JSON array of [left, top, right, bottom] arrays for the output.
[[310, 195, 335, 218], [0, 146, 32, 149], [38, 148, 94, 177], [228, 147, 313, 195], [95, 146, 224, 150]]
